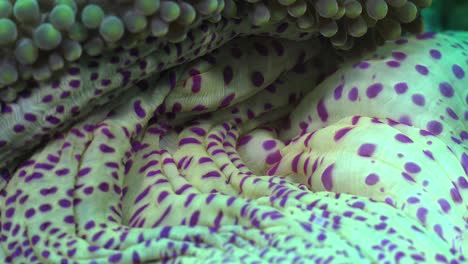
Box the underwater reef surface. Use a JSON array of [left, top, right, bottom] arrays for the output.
[[0, 0, 467, 263]]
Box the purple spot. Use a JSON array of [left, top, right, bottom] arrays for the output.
[[375, 222, 387, 230], [157, 191, 169, 203], [56, 105, 64, 113], [384, 197, 394, 206], [83, 186, 94, 195], [351, 116, 360, 125], [399, 115, 412, 126], [191, 75, 201, 93], [69, 80, 80, 88], [460, 131, 468, 140], [458, 176, 468, 189], [98, 182, 109, 192], [402, 172, 415, 182], [192, 104, 206, 111], [133, 101, 146, 118], [357, 143, 376, 157], [439, 82, 454, 97], [266, 151, 281, 165], [13, 124, 25, 133], [45, 115, 60, 125], [386, 61, 400, 68], [433, 224, 446, 241], [169, 71, 177, 89], [291, 153, 301, 173], [348, 87, 358, 101], [251, 71, 264, 87], [416, 32, 435, 40], [321, 164, 334, 191], [394, 82, 408, 94], [365, 173, 379, 186], [179, 137, 201, 146], [415, 65, 429, 76], [5, 208, 14, 218], [452, 64, 465, 79], [238, 135, 252, 146], [109, 253, 122, 262], [190, 127, 206, 137], [25, 208, 35, 218], [58, 199, 71, 208], [101, 79, 111, 86], [395, 133, 413, 143], [333, 84, 344, 100], [202, 171, 221, 179], [419, 128, 432, 137], [189, 211, 200, 227], [219, 93, 235, 108], [172, 102, 182, 112], [334, 127, 353, 141], [421, 150, 433, 161], [426, 120, 443, 135], [392, 51, 407, 60], [411, 94, 425, 106], [24, 113, 37, 122], [60, 91, 70, 99], [366, 83, 383, 98], [446, 107, 459, 120], [429, 49, 441, 59], [55, 168, 69, 176], [99, 144, 115, 153], [407, 197, 420, 204], [78, 167, 91, 177], [356, 61, 370, 69], [39, 204, 52, 212], [90, 72, 99, 80], [396, 38, 408, 45], [435, 254, 447, 262], [317, 99, 328, 122], [450, 188, 463, 203], [262, 140, 277, 151], [68, 67, 80, 75], [223, 66, 233, 85], [437, 198, 451, 213], [416, 207, 428, 224]]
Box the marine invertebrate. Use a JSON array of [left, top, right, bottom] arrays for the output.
[[0, 0, 432, 176], [0, 0, 467, 263], [1, 30, 467, 262]]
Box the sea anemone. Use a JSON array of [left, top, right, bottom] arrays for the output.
[[0, 0, 466, 263]]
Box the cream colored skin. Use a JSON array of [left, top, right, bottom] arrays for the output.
[[0, 31, 466, 263]]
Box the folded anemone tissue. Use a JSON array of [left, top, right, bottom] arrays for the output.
[[0, 0, 467, 263]]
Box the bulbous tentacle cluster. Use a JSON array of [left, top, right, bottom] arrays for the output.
[[0, 0, 428, 89]]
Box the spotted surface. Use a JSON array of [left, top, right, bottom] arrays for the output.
[[1, 32, 467, 263], [0, 18, 319, 173]]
